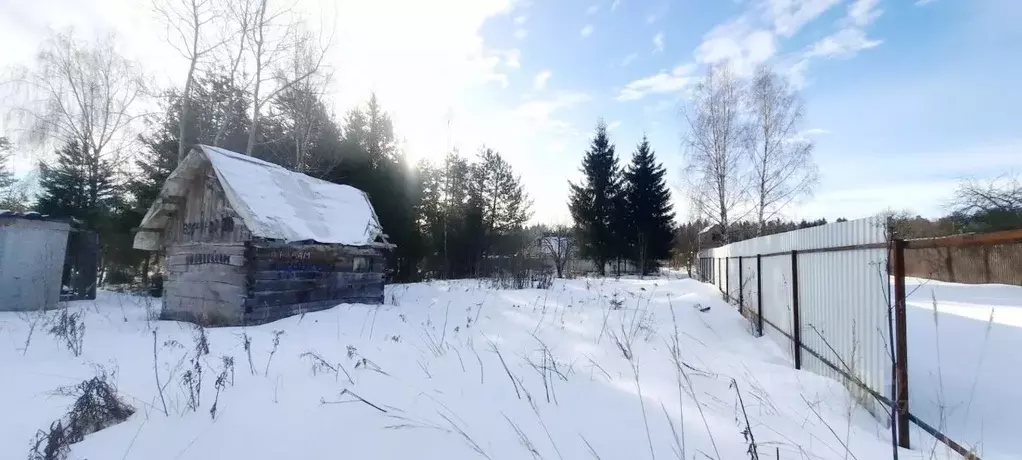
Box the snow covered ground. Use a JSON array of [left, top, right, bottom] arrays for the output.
[[906, 277, 1022, 460], [1, 277, 955, 460]]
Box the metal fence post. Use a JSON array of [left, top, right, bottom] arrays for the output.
[[738, 257, 744, 315], [791, 250, 802, 370], [717, 258, 722, 293], [725, 257, 730, 302], [756, 254, 763, 337], [893, 238, 911, 449]]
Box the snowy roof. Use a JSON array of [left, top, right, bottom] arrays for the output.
[[0, 210, 80, 225], [133, 145, 386, 250]]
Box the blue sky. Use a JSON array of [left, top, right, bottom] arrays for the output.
[[453, 0, 1022, 223], [1, 0, 1020, 224]]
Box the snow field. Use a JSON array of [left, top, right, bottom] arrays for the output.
[[0, 277, 949, 459], [905, 278, 1022, 460]]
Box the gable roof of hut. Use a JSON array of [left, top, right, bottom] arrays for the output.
[[134, 145, 385, 250]]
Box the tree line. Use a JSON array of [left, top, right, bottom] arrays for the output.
[[0, 9, 530, 284], [4, 11, 1015, 284]]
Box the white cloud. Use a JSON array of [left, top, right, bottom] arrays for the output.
[[915, 0, 936, 5], [806, 28, 882, 58], [803, 128, 830, 136], [607, 120, 622, 131], [514, 14, 527, 25], [611, 0, 622, 11], [784, 58, 810, 88], [581, 24, 594, 37], [533, 70, 552, 90], [621, 53, 639, 66], [513, 28, 528, 40], [761, 0, 841, 37], [616, 63, 696, 101], [694, 19, 776, 76], [503, 48, 521, 68], [586, 5, 600, 15], [514, 91, 592, 131], [848, 0, 882, 27], [653, 32, 664, 53]]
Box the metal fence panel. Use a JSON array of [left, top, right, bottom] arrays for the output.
[[700, 216, 892, 421], [760, 254, 796, 356]]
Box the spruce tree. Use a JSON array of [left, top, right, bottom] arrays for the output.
[[476, 147, 531, 256], [132, 100, 184, 215], [0, 137, 13, 192], [36, 140, 117, 229], [623, 135, 675, 275], [0, 137, 25, 211], [568, 120, 623, 276], [327, 94, 423, 281]]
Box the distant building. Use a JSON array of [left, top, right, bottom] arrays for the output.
[[531, 234, 640, 276], [133, 145, 393, 326]]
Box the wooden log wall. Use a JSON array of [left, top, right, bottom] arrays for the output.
[[162, 243, 248, 325], [244, 242, 386, 324], [164, 165, 252, 246]]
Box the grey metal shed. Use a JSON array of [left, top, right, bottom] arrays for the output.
[[0, 213, 71, 311]]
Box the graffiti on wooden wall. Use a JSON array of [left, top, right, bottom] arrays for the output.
[[186, 253, 233, 265], [265, 249, 333, 273], [183, 216, 235, 238], [271, 249, 313, 261]]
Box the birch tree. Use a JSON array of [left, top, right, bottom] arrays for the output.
[[747, 65, 818, 235], [682, 62, 748, 242], [211, 0, 255, 147], [540, 226, 574, 278], [153, 0, 224, 162], [244, 0, 329, 155], [3, 31, 146, 170], [273, 28, 333, 172]]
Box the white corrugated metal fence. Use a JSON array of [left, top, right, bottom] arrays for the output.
[[698, 216, 892, 421]]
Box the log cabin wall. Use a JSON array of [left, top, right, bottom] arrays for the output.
[[161, 164, 252, 324], [164, 165, 251, 245], [244, 242, 386, 324], [162, 243, 247, 324]]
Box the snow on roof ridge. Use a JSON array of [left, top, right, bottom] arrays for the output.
[[196, 145, 383, 246], [198, 145, 285, 170], [134, 145, 385, 250]]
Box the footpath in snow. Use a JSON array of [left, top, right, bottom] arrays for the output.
[[1, 276, 951, 460], [906, 277, 1022, 460]]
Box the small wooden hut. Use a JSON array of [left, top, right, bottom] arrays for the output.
[[133, 145, 393, 325]]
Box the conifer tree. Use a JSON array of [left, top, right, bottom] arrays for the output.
[[568, 120, 623, 276], [36, 140, 117, 229], [0, 137, 13, 192], [623, 135, 675, 274]]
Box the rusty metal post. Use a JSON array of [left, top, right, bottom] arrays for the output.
[[738, 257, 744, 315], [893, 238, 911, 449], [945, 247, 955, 282], [756, 254, 763, 337], [983, 245, 992, 283], [791, 250, 802, 370]]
